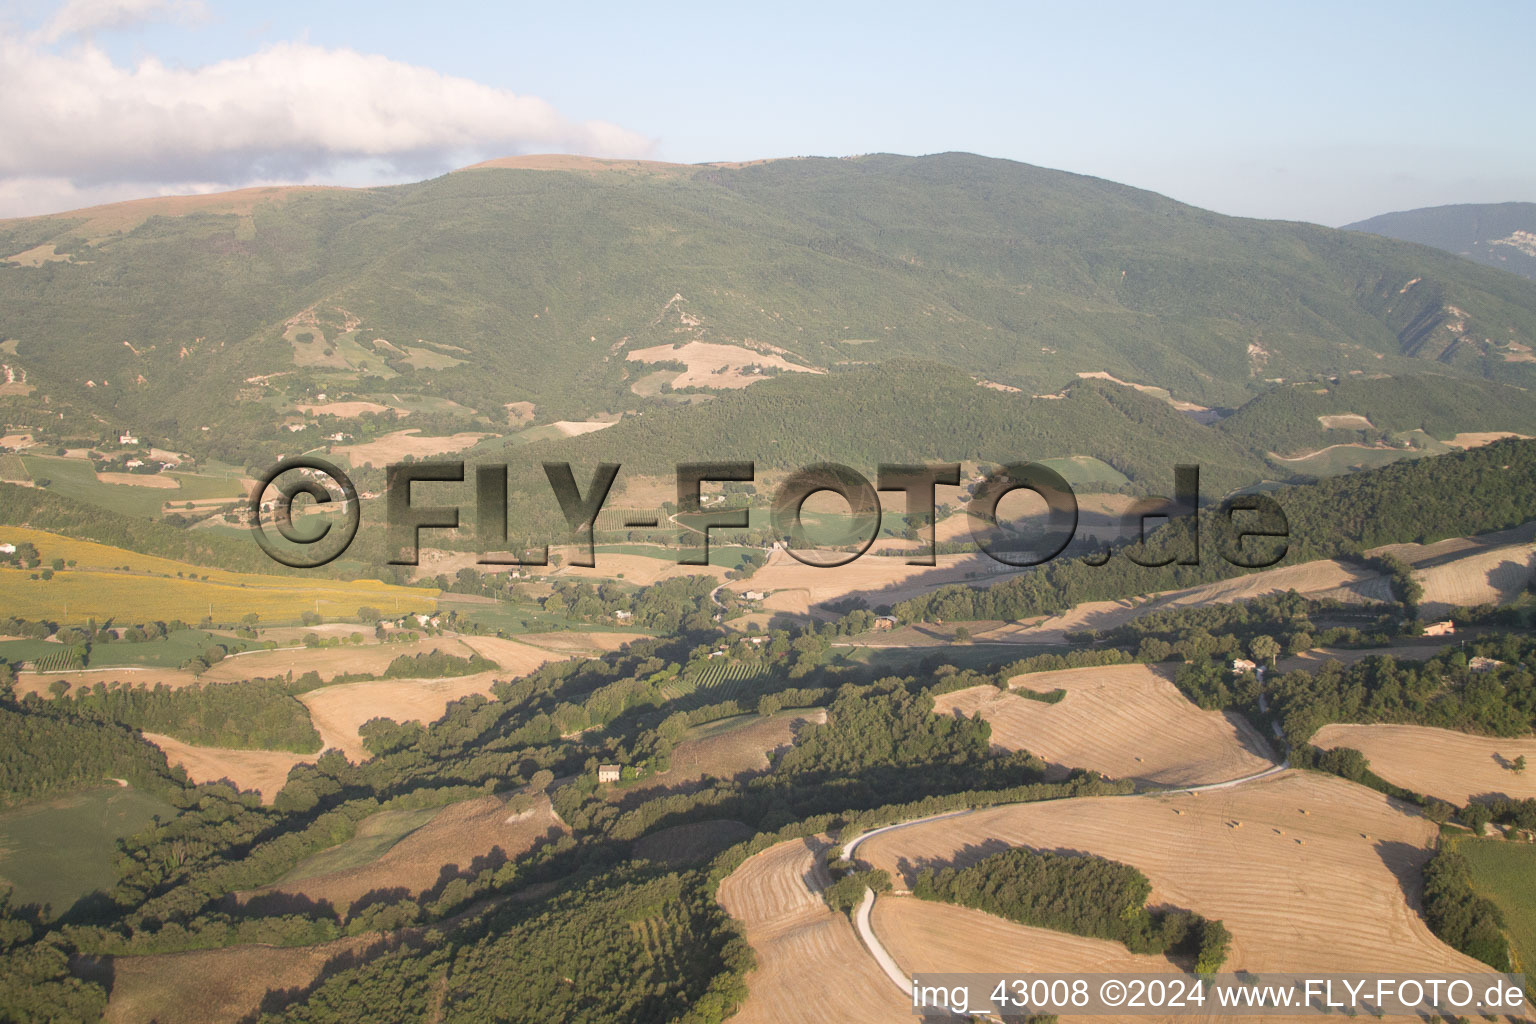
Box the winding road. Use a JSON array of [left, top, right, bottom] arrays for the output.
[[836, 758, 1292, 1003]]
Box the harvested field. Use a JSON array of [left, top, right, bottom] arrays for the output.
[[1312, 724, 1536, 806], [97, 931, 384, 1024], [725, 548, 1008, 609], [1318, 413, 1375, 430], [627, 341, 822, 389], [717, 837, 909, 1024], [615, 710, 826, 802], [297, 400, 394, 417], [873, 898, 1178, 1024], [933, 665, 1276, 786], [1275, 642, 1451, 673], [13, 666, 200, 696], [855, 771, 1492, 975], [298, 671, 503, 761], [549, 419, 618, 436], [335, 429, 488, 467], [145, 732, 310, 802], [514, 631, 647, 655], [199, 635, 479, 684], [96, 472, 180, 488], [1411, 542, 1536, 617], [983, 557, 1390, 643], [454, 634, 561, 674], [1445, 431, 1531, 448], [249, 794, 566, 912], [504, 400, 535, 425]]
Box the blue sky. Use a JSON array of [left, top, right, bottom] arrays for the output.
[[1, 0, 1532, 223]]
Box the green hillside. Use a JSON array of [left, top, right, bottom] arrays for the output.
[[5, 153, 1536, 471], [1346, 203, 1536, 281], [1216, 374, 1536, 457]]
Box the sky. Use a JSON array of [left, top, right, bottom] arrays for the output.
[[0, 0, 1532, 224]]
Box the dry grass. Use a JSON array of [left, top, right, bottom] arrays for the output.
[[934, 665, 1276, 786], [1444, 431, 1531, 448], [199, 636, 480, 684], [1412, 542, 1535, 617], [725, 548, 1005, 610], [717, 836, 910, 1024], [1317, 413, 1375, 430], [15, 185, 332, 239], [983, 557, 1389, 643], [513, 631, 647, 655], [98, 931, 383, 1024], [549, 419, 618, 437], [296, 400, 395, 417], [627, 341, 822, 389], [617, 710, 826, 801], [12, 666, 201, 697], [144, 732, 310, 802], [246, 794, 566, 912], [335, 429, 488, 468], [504, 400, 535, 425], [872, 898, 1178, 1023], [298, 671, 504, 761], [555, 550, 729, 586], [95, 472, 180, 488], [856, 771, 1491, 974], [1312, 724, 1536, 806]]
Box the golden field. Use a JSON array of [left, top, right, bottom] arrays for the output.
[[0, 526, 435, 624]]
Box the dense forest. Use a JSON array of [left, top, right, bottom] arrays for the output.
[[41, 679, 322, 753]]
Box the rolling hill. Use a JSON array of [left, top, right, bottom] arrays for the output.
[[1346, 202, 1536, 281], [4, 153, 1536, 472]]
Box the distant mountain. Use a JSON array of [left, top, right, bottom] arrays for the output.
[[4, 153, 1536, 469], [1345, 203, 1536, 280]]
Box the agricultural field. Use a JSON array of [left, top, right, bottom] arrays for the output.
[[0, 785, 175, 917], [143, 732, 311, 801], [656, 659, 768, 703], [298, 671, 505, 761], [18, 455, 245, 518], [625, 341, 822, 389], [1456, 838, 1536, 981], [249, 793, 566, 912], [0, 526, 435, 624], [97, 931, 388, 1024], [334, 429, 489, 468], [934, 664, 1277, 786], [614, 709, 826, 802], [853, 771, 1490, 975], [717, 837, 909, 1024], [1311, 723, 1536, 806]]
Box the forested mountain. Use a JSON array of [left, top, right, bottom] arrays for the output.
[[1346, 203, 1536, 281], [4, 154, 1536, 466]]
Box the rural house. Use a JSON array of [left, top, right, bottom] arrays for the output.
[[1423, 620, 1456, 637], [597, 764, 621, 784]]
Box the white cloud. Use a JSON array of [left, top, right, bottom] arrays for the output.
[[43, 0, 207, 41], [0, 33, 655, 217]]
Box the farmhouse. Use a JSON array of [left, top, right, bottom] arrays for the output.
[[613, 609, 633, 621], [1423, 620, 1455, 637], [1231, 658, 1258, 674], [118, 431, 138, 445], [874, 616, 898, 631], [1469, 656, 1504, 673], [0, 543, 14, 555], [597, 764, 621, 784], [744, 591, 766, 601]]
